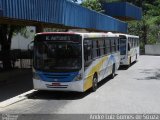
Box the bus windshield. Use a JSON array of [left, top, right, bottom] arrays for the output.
[[34, 34, 82, 72]]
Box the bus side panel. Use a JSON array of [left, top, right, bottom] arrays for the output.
[[83, 56, 108, 91], [114, 52, 120, 73], [101, 52, 120, 78], [128, 47, 139, 64], [83, 53, 120, 91]]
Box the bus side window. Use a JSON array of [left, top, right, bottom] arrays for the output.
[[128, 43, 131, 51], [105, 38, 110, 54], [103, 39, 106, 54], [99, 39, 105, 56], [128, 38, 131, 50], [111, 38, 116, 53], [92, 40, 97, 58], [115, 38, 118, 51], [84, 40, 92, 64], [137, 38, 139, 47], [129, 38, 131, 48], [96, 40, 100, 57], [117, 38, 120, 51], [134, 38, 136, 47], [131, 38, 133, 48], [136, 38, 137, 47]]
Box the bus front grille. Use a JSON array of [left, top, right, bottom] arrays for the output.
[[38, 72, 78, 82]]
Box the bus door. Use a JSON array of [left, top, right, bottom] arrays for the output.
[[119, 35, 127, 61]]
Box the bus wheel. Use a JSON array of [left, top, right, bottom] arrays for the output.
[[129, 57, 131, 67], [111, 64, 115, 79], [92, 74, 98, 92], [136, 54, 137, 60]]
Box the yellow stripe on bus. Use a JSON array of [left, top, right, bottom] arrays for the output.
[[83, 56, 108, 91]]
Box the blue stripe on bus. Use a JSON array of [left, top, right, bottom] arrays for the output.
[[36, 71, 79, 82]]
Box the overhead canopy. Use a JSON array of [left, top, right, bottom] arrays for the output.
[[102, 2, 142, 21], [0, 0, 127, 33], [0, 9, 2, 16]]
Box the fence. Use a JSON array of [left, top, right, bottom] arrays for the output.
[[145, 44, 160, 55], [0, 49, 33, 69], [11, 49, 33, 68]]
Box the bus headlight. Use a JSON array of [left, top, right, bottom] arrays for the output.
[[33, 72, 41, 80], [73, 73, 83, 81]]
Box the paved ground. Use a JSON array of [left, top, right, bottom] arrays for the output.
[[0, 69, 33, 102], [0, 55, 160, 115]]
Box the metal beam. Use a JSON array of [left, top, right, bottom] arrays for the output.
[[0, 0, 128, 33]]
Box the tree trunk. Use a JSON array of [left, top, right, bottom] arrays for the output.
[[0, 24, 14, 71]]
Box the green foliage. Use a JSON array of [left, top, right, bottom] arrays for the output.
[[81, 0, 104, 13], [82, 0, 160, 47], [128, 0, 160, 47], [13, 26, 32, 39]]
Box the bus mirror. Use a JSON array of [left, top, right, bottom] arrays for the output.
[[28, 41, 34, 51]]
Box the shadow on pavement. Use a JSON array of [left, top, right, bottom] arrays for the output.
[[0, 69, 33, 102], [136, 68, 160, 80], [119, 61, 137, 70], [27, 75, 114, 100]]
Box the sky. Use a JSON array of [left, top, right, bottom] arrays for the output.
[[77, 0, 83, 3], [68, 0, 83, 4]]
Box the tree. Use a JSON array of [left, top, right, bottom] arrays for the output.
[[0, 24, 26, 70], [81, 0, 104, 13], [128, 0, 160, 46]]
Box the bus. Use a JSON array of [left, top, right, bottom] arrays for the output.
[[33, 32, 120, 92], [117, 34, 139, 66]]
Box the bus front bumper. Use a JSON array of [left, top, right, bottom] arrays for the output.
[[33, 79, 84, 92]]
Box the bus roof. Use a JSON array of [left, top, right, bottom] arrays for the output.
[[115, 33, 139, 38], [36, 32, 119, 38]]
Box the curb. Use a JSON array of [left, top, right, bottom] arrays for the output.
[[0, 89, 37, 108]]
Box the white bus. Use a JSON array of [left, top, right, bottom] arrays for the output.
[[117, 34, 139, 66], [33, 32, 120, 92]]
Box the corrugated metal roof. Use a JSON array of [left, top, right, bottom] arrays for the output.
[[0, 9, 2, 16], [102, 2, 142, 20], [0, 0, 2, 16], [0, 0, 127, 33]]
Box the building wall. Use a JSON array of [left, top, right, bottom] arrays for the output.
[[145, 45, 160, 55], [11, 26, 35, 50]]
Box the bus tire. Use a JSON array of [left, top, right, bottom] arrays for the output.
[[129, 57, 131, 66], [111, 64, 115, 79], [92, 74, 98, 92], [136, 54, 137, 60]]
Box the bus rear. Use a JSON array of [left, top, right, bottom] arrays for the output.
[[119, 34, 139, 66], [33, 32, 84, 92]]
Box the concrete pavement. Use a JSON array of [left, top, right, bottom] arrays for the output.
[[0, 55, 160, 114], [0, 69, 33, 102]]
